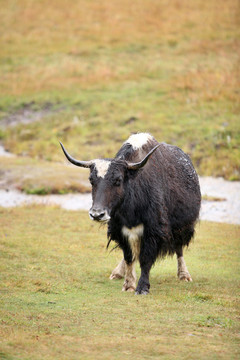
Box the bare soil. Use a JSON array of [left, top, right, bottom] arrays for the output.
[[0, 102, 64, 127]]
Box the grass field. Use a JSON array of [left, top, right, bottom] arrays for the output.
[[0, 206, 239, 359], [0, 0, 239, 183], [0, 2, 239, 359]]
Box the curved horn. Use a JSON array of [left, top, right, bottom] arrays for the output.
[[126, 144, 160, 170], [59, 142, 93, 168]]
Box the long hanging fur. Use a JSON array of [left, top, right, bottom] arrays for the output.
[[106, 136, 201, 264]]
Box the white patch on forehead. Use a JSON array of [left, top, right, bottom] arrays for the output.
[[125, 133, 153, 150], [122, 224, 144, 260], [94, 159, 111, 178]]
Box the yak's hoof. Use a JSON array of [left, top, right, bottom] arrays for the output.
[[135, 284, 150, 295], [122, 280, 136, 292], [135, 289, 149, 295], [122, 285, 135, 292], [122, 286, 135, 292], [110, 273, 124, 280], [178, 272, 192, 282]]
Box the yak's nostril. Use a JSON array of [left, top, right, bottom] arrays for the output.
[[89, 208, 106, 221], [95, 212, 105, 220]]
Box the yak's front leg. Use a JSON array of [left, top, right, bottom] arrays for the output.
[[176, 248, 192, 282], [110, 257, 126, 280], [135, 260, 152, 295], [135, 236, 158, 295], [122, 262, 136, 292]]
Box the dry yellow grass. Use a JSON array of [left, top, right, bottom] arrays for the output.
[[1, 0, 239, 96], [0, 0, 239, 180]]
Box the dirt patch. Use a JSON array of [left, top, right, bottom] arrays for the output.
[[0, 102, 65, 128], [0, 153, 91, 194]]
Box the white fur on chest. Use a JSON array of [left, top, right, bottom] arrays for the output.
[[122, 224, 144, 261]]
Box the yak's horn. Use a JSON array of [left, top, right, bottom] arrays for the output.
[[126, 144, 160, 170], [60, 142, 93, 168]]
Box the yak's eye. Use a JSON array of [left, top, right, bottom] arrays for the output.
[[113, 176, 122, 187]]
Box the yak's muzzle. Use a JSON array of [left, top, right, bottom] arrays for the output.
[[89, 207, 110, 223]]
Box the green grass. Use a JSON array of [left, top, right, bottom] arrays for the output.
[[0, 0, 239, 180], [0, 206, 239, 359]]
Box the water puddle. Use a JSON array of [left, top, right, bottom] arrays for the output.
[[199, 177, 240, 224], [0, 177, 239, 224], [0, 189, 92, 211], [0, 143, 239, 224]]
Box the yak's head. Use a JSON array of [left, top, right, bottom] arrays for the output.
[[60, 142, 159, 223]]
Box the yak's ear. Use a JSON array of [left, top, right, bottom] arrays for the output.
[[126, 144, 160, 170], [59, 142, 93, 168]]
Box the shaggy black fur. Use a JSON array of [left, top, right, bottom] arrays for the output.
[[90, 135, 201, 294]]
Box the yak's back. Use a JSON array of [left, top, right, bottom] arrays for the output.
[[116, 132, 201, 209], [159, 143, 200, 191], [115, 133, 159, 163], [116, 134, 197, 179]]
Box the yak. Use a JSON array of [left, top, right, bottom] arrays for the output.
[[60, 133, 201, 295]]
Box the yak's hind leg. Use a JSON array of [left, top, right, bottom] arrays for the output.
[[110, 258, 126, 279], [176, 248, 192, 282], [175, 224, 195, 282], [110, 257, 136, 291]]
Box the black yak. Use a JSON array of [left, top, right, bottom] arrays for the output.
[[60, 133, 201, 294]]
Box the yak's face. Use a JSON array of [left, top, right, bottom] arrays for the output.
[[59, 140, 160, 223], [89, 160, 127, 223]]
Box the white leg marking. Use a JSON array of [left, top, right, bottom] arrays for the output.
[[177, 256, 192, 282], [110, 258, 126, 280], [122, 262, 137, 292], [122, 224, 144, 261]]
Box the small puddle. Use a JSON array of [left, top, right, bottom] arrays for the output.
[[199, 177, 240, 224], [0, 143, 239, 224], [0, 177, 239, 224], [0, 189, 92, 211]]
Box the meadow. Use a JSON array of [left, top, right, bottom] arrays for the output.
[[0, 0, 239, 189], [0, 1, 240, 359], [0, 206, 239, 360]]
